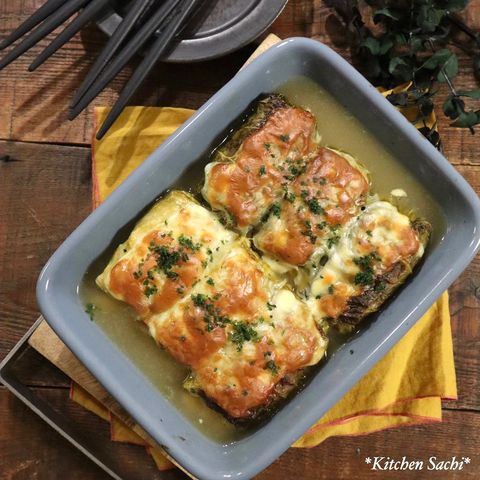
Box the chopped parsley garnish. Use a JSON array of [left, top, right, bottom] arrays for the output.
[[279, 133, 290, 142], [271, 203, 281, 218], [230, 321, 260, 351], [354, 271, 374, 286], [375, 281, 386, 292], [144, 284, 158, 297], [178, 234, 200, 251], [353, 253, 381, 286], [307, 197, 325, 215], [319, 177, 327, 185], [328, 284, 335, 294], [366, 230, 373, 237], [300, 189, 309, 199], [264, 360, 279, 375], [206, 277, 215, 286], [327, 235, 340, 249], [288, 163, 306, 178], [266, 302, 276, 311], [191, 293, 231, 332], [191, 293, 208, 307], [85, 303, 97, 321], [301, 220, 317, 244], [353, 252, 380, 270], [264, 143, 271, 150], [258, 165, 266, 176], [148, 243, 181, 278], [261, 203, 282, 222], [284, 191, 296, 203], [316, 221, 327, 230]]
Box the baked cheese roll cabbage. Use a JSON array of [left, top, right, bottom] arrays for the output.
[[96, 191, 236, 318], [202, 94, 320, 232], [309, 201, 430, 333], [147, 241, 328, 420], [254, 147, 369, 266]]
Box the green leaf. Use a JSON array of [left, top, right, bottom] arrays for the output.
[[393, 33, 405, 46], [378, 37, 394, 55], [437, 53, 458, 82], [361, 37, 380, 55], [409, 35, 425, 53], [388, 56, 412, 82], [457, 90, 480, 99], [443, 95, 464, 119], [451, 111, 480, 128], [374, 7, 399, 22], [417, 6, 444, 33], [445, 0, 468, 12], [421, 49, 452, 70]]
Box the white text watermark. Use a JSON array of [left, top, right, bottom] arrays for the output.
[[364, 456, 471, 471]]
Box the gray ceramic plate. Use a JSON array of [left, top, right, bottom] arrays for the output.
[[97, 0, 288, 62], [37, 38, 480, 480]]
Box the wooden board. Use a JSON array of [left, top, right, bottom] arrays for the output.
[[27, 320, 182, 470]]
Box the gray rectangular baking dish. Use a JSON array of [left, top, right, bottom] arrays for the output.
[[37, 38, 480, 480]]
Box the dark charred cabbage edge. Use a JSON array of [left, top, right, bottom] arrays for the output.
[[211, 94, 290, 162], [332, 218, 431, 334]]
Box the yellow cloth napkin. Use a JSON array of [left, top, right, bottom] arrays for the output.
[[73, 104, 456, 469]]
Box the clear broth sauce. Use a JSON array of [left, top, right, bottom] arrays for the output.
[[80, 76, 443, 442]]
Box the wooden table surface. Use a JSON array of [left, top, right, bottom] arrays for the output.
[[1, 1, 479, 479]]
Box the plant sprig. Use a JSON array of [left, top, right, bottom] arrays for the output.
[[326, 0, 480, 137]]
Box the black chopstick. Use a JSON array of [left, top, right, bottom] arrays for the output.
[[0, 0, 66, 50], [68, 0, 182, 120], [0, 0, 91, 70], [70, 0, 155, 108], [95, 0, 202, 139], [29, 0, 113, 71]]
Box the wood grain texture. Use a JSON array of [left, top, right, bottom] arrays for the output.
[[0, 386, 183, 480], [0, 0, 479, 479], [27, 320, 186, 474], [1, 386, 479, 480], [0, 140, 91, 357]]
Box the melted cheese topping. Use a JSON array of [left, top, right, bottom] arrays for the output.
[[96, 98, 429, 422], [309, 201, 422, 319], [202, 106, 319, 231], [96, 191, 236, 318], [254, 147, 369, 266], [147, 241, 328, 419]]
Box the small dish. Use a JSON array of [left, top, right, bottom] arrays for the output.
[[97, 0, 289, 62]]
